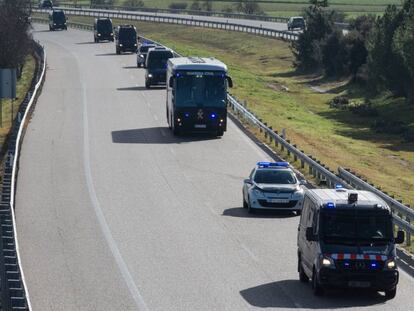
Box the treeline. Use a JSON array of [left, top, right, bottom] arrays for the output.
[[0, 0, 32, 75], [293, 0, 414, 104]]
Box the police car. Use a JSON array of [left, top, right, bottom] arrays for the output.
[[242, 162, 305, 213]]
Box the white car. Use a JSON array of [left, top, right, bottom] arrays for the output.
[[242, 162, 305, 214]]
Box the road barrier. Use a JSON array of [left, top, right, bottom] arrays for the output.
[[32, 7, 299, 41], [31, 17, 413, 249], [55, 3, 290, 23], [0, 41, 45, 311]]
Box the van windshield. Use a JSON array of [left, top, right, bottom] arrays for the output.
[[53, 11, 65, 22], [97, 20, 112, 32], [147, 51, 174, 70], [119, 28, 136, 41], [322, 211, 393, 245]]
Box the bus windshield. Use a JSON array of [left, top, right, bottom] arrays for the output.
[[175, 73, 227, 108]]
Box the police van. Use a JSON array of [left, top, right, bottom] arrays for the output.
[[297, 188, 404, 299], [166, 57, 233, 136], [48, 10, 67, 31]]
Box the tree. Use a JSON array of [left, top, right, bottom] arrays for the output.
[[123, 0, 144, 8], [202, 0, 213, 11], [291, 4, 336, 71], [190, 0, 202, 11], [322, 30, 348, 76], [0, 0, 32, 69], [309, 0, 329, 7], [234, 0, 262, 15]]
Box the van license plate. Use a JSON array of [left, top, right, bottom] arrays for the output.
[[348, 281, 371, 288], [194, 124, 207, 129]]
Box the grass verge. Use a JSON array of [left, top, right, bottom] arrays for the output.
[[0, 54, 36, 154]]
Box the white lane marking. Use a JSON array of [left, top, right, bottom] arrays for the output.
[[240, 243, 259, 263], [80, 71, 149, 311], [169, 147, 176, 155], [153, 114, 159, 121]]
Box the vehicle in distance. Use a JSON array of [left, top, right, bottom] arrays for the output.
[[49, 10, 67, 31], [297, 188, 405, 299], [39, 0, 53, 9], [114, 25, 137, 54], [94, 18, 114, 42], [287, 16, 305, 31], [145, 47, 174, 88], [166, 57, 233, 137], [137, 43, 156, 68], [243, 162, 304, 214]]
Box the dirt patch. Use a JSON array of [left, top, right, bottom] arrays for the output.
[[267, 82, 289, 92]]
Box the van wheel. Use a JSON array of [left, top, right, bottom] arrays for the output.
[[298, 257, 309, 283], [216, 130, 224, 137], [145, 81, 150, 89], [312, 269, 323, 296], [385, 288, 397, 300], [116, 48, 120, 55]]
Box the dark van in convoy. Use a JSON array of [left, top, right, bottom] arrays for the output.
[[137, 43, 156, 68], [39, 0, 53, 9], [115, 25, 137, 54], [297, 188, 404, 299], [94, 18, 114, 42], [145, 47, 174, 88], [49, 10, 67, 31]]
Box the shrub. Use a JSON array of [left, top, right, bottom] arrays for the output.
[[169, 2, 188, 10]]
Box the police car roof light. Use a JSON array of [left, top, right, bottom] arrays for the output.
[[335, 184, 343, 189], [257, 162, 289, 168]]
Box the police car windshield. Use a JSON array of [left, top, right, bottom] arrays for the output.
[[175, 73, 227, 108], [97, 20, 112, 32], [322, 212, 393, 245], [253, 169, 296, 184], [140, 45, 154, 53], [119, 28, 136, 41], [147, 51, 173, 70]]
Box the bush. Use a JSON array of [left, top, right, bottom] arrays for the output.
[[322, 30, 349, 77], [190, 0, 201, 11], [169, 2, 188, 10]]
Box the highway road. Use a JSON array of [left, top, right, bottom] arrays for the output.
[[14, 25, 414, 310], [54, 6, 291, 32]]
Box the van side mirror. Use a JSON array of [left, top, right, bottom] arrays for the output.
[[168, 76, 174, 88], [395, 230, 405, 244], [227, 76, 233, 88], [306, 227, 317, 241]]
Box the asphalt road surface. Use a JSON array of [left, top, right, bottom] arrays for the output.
[[15, 25, 414, 310]]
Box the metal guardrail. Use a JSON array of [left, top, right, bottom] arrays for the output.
[[31, 17, 413, 248], [55, 3, 290, 23], [32, 7, 299, 41], [0, 41, 45, 311]]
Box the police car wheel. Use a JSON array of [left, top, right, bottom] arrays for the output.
[[243, 198, 248, 209], [385, 288, 397, 300], [247, 200, 255, 214], [312, 269, 323, 296]]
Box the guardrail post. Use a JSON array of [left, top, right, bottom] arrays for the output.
[[269, 126, 273, 144], [293, 145, 298, 162], [286, 140, 291, 157], [264, 123, 268, 139], [258, 119, 263, 133], [274, 131, 279, 147], [406, 205, 411, 247]]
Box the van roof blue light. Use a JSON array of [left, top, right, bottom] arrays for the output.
[[257, 162, 289, 168], [325, 202, 336, 209]]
